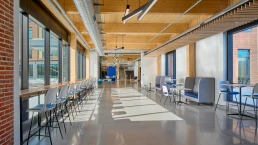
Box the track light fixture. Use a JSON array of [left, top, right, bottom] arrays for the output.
[[138, 0, 157, 20], [122, 0, 158, 23], [123, 5, 130, 24]]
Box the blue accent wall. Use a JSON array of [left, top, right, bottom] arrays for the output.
[[107, 66, 116, 77]]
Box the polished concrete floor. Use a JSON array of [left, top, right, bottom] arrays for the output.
[[28, 80, 258, 145]]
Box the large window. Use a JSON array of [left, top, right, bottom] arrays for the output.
[[238, 49, 250, 84], [19, 7, 71, 124], [29, 64, 33, 78], [29, 27, 32, 39], [76, 49, 86, 80], [29, 19, 45, 87], [50, 64, 58, 78], [165, 51, 176, 79], [50, 32, 59, 84], [228, 22, 258, 104], [37, 64, 44, 78]]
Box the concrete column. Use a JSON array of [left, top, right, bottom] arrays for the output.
[[186, 43, 196, 77], [157, 55, 161, 75], [90, 51, 100, 79], [86, 49, 90, 79], [70, 33, 77, 81]]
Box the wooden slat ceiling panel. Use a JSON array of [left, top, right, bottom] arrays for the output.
[[100, 0, 228, 14], [56, 0, 237, 60], [147, 0, 258, 57], [101, 13, 212, 24]]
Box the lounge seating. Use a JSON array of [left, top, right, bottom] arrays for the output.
[[155, 76, 162, 90], [184, 77, 215, 105], [156, 76, 175, 91]]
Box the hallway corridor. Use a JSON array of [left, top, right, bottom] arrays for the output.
[[28, 81, 258, 145]]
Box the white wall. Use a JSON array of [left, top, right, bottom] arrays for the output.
[[134, 61, 138, 76], [195, 32, 227, 105], [90, 51, 100, 79], [176, 46, 187, 83], [141, 53, 157, 87], [161, 54, 166, 76]]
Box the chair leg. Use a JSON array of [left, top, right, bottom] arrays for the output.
[[54, 108, 63, 139], [72, 97, 78, 116], [27, 112, 34, 145], [65, 102, 72, 126], [255, 99, 257, 127], [160, 94, 163, 102], [164, 96, 168, 105], [226, 95, 229, 114], [241, 98, 248, 120], [242, 98, 248, 114], [45, 111, 52, 145], [234, 95, 240, 114], [38, 112, 41, 140], [60, 104, 67, 133], [215, 93, 221, 111]]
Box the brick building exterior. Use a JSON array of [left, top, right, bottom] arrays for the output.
[[0, 0, 14, 144], [233, 27, 258, 84]]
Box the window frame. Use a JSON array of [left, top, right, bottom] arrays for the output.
[[227, 19, 258, 102]]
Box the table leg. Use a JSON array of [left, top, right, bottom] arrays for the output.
[[177, 90, 187, 105], [227, 86, 254, 119], [239, 87, 242, 115], [148, 83, 153, 92]]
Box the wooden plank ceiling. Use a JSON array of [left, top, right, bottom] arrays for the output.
[[58, 0, 236, 60], [147, 0, 258, 56]]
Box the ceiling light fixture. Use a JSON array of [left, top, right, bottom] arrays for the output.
[[122, 0, 158, 23], [123, 5, 130, 24], [138, 0, 157, 20], [122, 4, 145, 22]]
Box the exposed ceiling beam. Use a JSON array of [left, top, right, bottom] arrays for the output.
[[84, 35, 171, 44], [100, 0, 228, 14], [91, 43, 156, 49], [77, 23, 188, 34], [58, 0, 228, 14], [79, 23, 188, 34], [103, 50, 143, 54]]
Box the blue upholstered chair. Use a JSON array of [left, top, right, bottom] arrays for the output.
[[242, 83, 258, 124], [215, 81, 240, 112]]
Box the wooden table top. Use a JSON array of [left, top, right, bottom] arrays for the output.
[[20, 79, 88, 99]]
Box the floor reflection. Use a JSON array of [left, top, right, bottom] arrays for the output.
[[111, 87, 183, 121]]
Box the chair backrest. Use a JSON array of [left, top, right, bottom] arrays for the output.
[[251, 83, 258, 98], [81, 80, 86, 88], [58, 85, 69, 100], [219, 81, 231, 91], [162, 86, 168, 95], [68, 83, 75, 94], [45, 87, 58, 105], [76, 81, 81, 90]]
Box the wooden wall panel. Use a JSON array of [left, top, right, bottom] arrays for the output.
[[70, 33, 77, 81], [186, 43, 196, 77]]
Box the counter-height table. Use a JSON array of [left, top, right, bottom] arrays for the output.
[[169, 87, 191, 105], [223, 84, 254, 118], [19, 79, 86, 144]]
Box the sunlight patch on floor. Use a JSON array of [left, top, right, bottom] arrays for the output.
[[64, 89, 103, 123], [111, 88, 183, 121]]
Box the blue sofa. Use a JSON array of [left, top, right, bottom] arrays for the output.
[[155, 76, 162, 90], [184, 77, 215, 104]]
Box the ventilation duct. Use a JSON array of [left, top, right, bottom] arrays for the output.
[[74, 0, 104, 56]]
